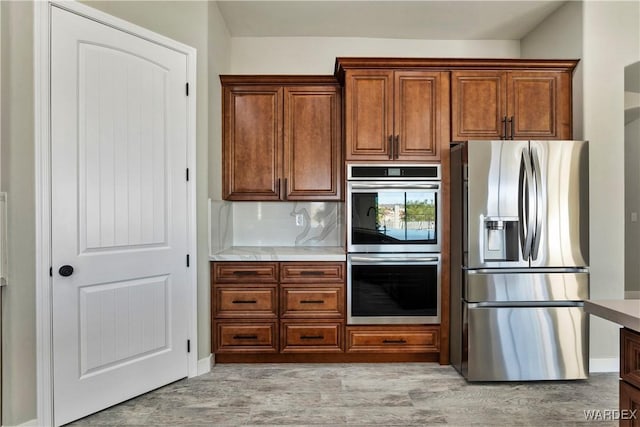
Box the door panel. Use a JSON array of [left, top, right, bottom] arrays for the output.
[[466, 141, 529, 268], [529, 140, 589, 268], [80, 276, 170, 374], [508, 72, 571, 140], [223, 86, 282, 200], [284, 86, 341, 200], [79, 44, 168, 250], [51, 7, 189, 425], [394, 71, 443, 160], [345, 70, 393, 160], [451, 71, 506, 141]]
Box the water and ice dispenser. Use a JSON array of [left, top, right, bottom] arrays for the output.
[[483, 217, 519, 261]]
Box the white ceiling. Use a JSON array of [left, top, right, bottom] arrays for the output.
[[216, 1, 567, 40]]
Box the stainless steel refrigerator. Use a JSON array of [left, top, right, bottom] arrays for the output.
[[450, 140, 589, 381]]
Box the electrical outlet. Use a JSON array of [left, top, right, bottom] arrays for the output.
[[632, 212, 638, 223], [295, 214, 304, 226]]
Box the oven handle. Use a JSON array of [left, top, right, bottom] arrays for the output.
[[349, 183, 440, 190], [349, 256, 440, 264]]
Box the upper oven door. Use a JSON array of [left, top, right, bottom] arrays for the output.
[[347, 181, 441, 253]]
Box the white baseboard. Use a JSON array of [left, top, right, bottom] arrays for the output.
[[625, 290, 640, 299], [590, 357, 619, 373], [197, 354, 212, 376], [17, 419, 39, 426]]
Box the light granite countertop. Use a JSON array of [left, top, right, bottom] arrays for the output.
[[209, 246, 346, 262], [584, 299, 640, 332]]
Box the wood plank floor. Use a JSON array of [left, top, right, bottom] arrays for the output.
[[70, 363, 618, 426]]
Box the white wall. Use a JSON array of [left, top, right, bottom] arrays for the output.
[[583, 0, 640, 362], [208, 2, 231, 202], [230, 37, 520, 74], [206, 1, 231, 355], [1, 2, 36, 424], [520, 0, 583, 139]]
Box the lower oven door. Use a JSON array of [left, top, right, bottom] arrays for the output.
[[347, 253, 440, 325]]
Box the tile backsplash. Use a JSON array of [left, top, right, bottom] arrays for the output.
[[210, 200, 344, 252]]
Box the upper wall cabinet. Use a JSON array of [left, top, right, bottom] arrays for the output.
[[452, 70, 572, 141], [222, 76, 342, 201], [344, 70, 449, 161], [336, 58, 578, 147]]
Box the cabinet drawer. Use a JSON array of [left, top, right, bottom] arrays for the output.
[[280, 262, 345, 282], [622, 328, 640, 389], [214, 286, 277, 318], [346, 326, 440, 353], [280, 284, 344, 318], [214, 322, 277, 353], [280, 321, 343, 353], [213, 262, 278, 283]]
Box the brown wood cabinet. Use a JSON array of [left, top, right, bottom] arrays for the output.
[[451, 70, 572, 141], [280, 320, 343, 353], [621, 328, 640, 426], [222, 76, 342, 201], [346, 325, 440, 353], [212, 261, 345, 355], [344, 70, 448, 161]]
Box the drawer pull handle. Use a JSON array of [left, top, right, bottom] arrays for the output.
[[233, 334, 258, 340], [232, 300, 257, 304], [300, 300, 325, 304], [382, 339, 407, 344], [300, 271, 326, 276], [232, 270, 259, 276], [301, 335, 324, 340]]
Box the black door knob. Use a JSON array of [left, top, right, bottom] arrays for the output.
[[59, 265, 74, 277]]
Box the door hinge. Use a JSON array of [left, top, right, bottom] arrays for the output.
[[186, 168, 189, 181], [187, 254, 190, 267], [186, 83, 189, 96], [49, 267, 52, 277], [187, 339, 191, 353]]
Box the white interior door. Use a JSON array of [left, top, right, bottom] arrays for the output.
[[51, 7, 190, 425]]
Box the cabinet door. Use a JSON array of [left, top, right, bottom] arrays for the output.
[[283, 87, 342, 200], [619, 380, 640, 427], [223, 86, 282, 200], [345, 70, 394, 160], [507, 71, 572, 140], [451, 71, 506, 141], [394, 71, 448, 160]]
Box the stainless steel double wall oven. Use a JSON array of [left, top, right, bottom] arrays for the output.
[[346, 164, 442, 325]]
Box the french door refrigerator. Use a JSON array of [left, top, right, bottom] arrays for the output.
[[450, 140, 589, 381]]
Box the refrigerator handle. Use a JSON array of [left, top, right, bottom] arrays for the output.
[[518, 150, 535, 260], [531, 146, 543, 260]]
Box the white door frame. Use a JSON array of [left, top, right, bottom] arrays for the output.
[[34, 2, 198, 425]]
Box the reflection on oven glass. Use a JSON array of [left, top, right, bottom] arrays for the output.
[[352, 191, 437, 244]]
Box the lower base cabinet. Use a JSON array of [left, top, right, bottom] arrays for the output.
[[620, 381, 640, 427], [621, 328, 640, 426], [346, 325, 440, 353], [211, 261, 441, 361], [281, 320, 343, 353], [214, 321, 278, 353]]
